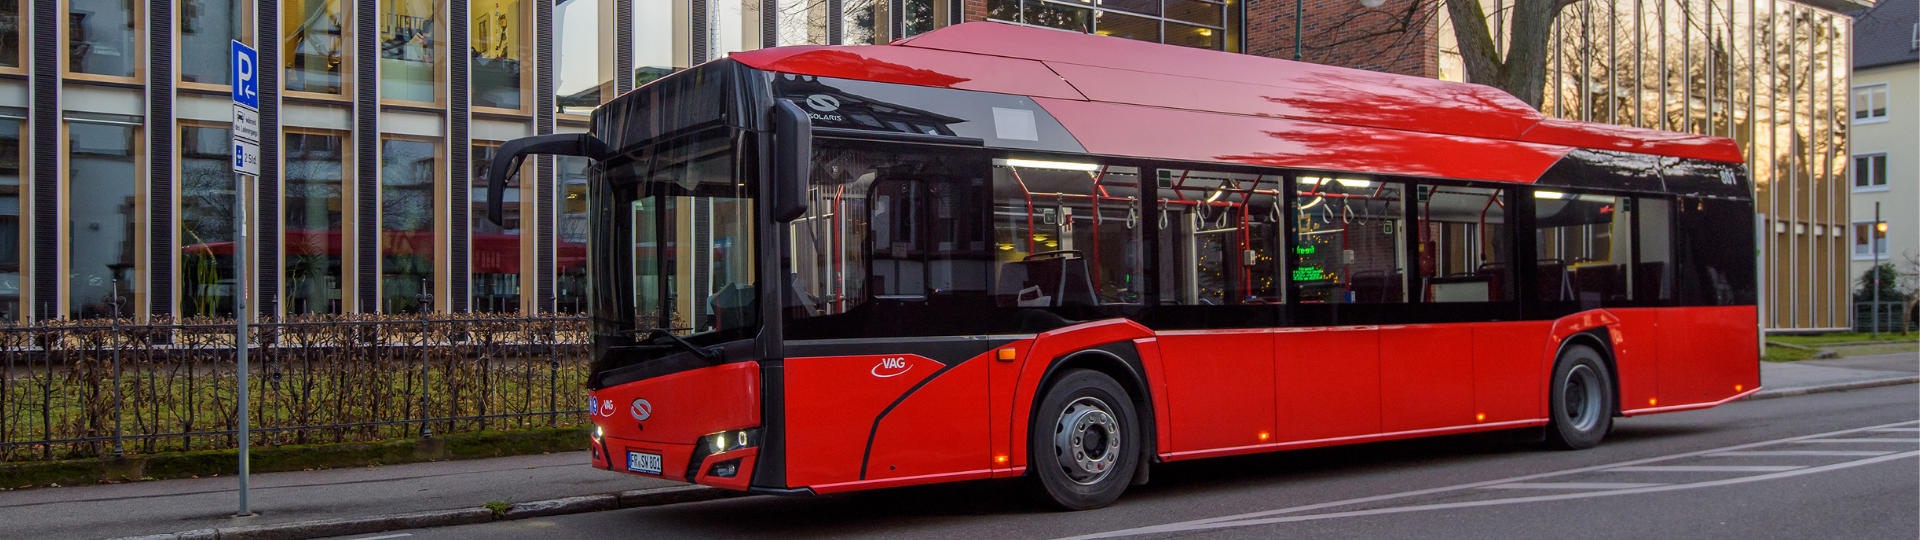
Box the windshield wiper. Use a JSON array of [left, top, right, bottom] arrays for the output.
[[630, 329, 719, 361]]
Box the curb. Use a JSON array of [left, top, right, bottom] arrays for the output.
[[1745, 376, 1920, 401], [108, 485, 746, 540]]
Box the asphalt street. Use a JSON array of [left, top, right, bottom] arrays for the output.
[[334, 384, 1919, 540]]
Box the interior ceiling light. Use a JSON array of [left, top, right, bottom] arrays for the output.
[[999, 158, 1101, 172], [1535, 190, 1568, 199]]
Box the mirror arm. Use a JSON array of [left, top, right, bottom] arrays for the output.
[[487, 134, 612, 226]]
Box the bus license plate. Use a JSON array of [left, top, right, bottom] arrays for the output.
[[627, 451, 663, 475]]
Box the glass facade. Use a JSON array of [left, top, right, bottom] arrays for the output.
[[1441, 0, 1851, 330], [179, 125, 237, 318], [382, 0, 442, 102], [284, 131, 347, 315], [179, 0, 244, 84], [68, 0, 142, 77], [472, 143, 521, 312], [67, 122, 140, 320], [381, 138, 439, 313], [472, 0, 527, 109], [555, 0, 610, 115], [285, 0, 348, 94], [0, 117, 18, 319], [987, 0, 1235, 50]]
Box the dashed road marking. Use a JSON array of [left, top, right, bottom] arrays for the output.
[[1482, 482, 1670, 490], [1709, 450, 1896, 457], [1061, 420, 1919, 539], [1869, 428, 1920, 432], [1605, 465, 1806, 472]]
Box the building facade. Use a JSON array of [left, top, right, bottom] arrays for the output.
[[1848, 0, 1917, 299], [0, 0, 1856, 326]]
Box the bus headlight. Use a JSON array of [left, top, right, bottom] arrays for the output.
[[705, 428, 759, 454]]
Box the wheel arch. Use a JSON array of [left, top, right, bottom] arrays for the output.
[[1024, 342, 1158, 473], [1553, 328, 1622, 417]]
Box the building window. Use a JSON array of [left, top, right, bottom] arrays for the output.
[[381, 138, 439, 313], [1, 0, 20, 68], [179, 124, 238, 318], [382, 0, 442, 103], [284, 130, 347, 315], [180, 0, 245, 84], [986, 0, 1228, 50], [472, 143, 521, 312], [1854, 222, 1889, 258], [67, 0, 143, 78], [555, 0, 610, 115], [842, 0, 885, 45], [1855, 153, 1888, 190], [0, 115, 20, 320], [285, 0, 347, 95], [705, 0, 754, 62], [775, 0, 829, 45], [1853, 84, 1888, 122], [633, 0, 675, 85], [67, 121, 141, 319], [556, 155, 589, 313], [471, 0, 528, 110]]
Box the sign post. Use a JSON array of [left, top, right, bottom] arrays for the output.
[[230, 40, 259, 518]]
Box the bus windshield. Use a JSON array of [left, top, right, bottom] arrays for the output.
[[595, 128, 757, 344]]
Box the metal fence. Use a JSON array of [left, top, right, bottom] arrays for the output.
[[0, 314, 591, 463]]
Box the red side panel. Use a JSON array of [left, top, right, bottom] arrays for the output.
[[1471, 321, 1552, 423], [1134, 338, 1175, 456], [783, 354, 944, 487], [1607, 308, 1663, 411], [1033, 98, 1572, 185], [1158, 329, 1276, 453], [865, 357, 991, 481], [1274, 326, 1380, 443], [1518, 118, 1746, 163], [1379, 325, 1477, 432], [727, 45, 1087, 100], [1656, 306, 1761, 407], [987, 339, 1035, 477]]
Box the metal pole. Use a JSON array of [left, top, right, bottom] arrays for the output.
[[1293, 0, 1303, 61], [110, 281, 123, 457], [1872, 202, 1881, 339], [236, 171, 253, 517]]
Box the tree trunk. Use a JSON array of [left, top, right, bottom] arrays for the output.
[[1444, 0, 1575, 109]]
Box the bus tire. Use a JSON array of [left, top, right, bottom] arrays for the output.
[[1030, 368, 1140, 510], [1545, 344, 1614, 450]]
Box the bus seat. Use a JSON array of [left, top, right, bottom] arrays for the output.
[[1056, 257, 1098, 306], [1349, 270, 1386, 303], [1536, 259, 1568, 301], [1477, 263, 1508, 301]]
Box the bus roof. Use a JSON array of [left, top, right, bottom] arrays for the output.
[[730, 22, 1745, 176]]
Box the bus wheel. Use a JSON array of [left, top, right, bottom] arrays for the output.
[[1546, 344, 1614, 450], [1030, 369, 1140, 510]]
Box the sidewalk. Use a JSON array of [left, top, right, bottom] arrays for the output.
[[0, 450, 685, 540], [1754, 351, 1919, 399], [2, 353, 1913, 540]]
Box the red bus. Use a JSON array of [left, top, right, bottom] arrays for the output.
[[490, 22, 1759, 509]]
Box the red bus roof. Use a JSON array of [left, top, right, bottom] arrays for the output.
[[731, 22, 1744, 182]]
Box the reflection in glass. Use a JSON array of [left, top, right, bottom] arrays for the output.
[[557, 156, 590, 313], [842, 0, 883, 45], [991, 162, 1144, 306], [556, 0, 608, 114], [776, 0, 829, 45], [180, 0, 243, 83], [180, 126, 238, 318], [471, 0, 525, 109], [986, 0, 1225, 50], [0, 119, 18, 319], [68, 0, 140, 77], [472, 144, 520, 312], [901, 0, 934, 37], [705, 0, 752, 61], [634, 0, 675, 85], [68, 123, 139, 319], [286, 0, 347, 94], [382, 139, 437, 313], [382, 0, 440, 102], [1155, 169, 1278, 305], [0, 0, 16, 68], [284, 132, 346, 315]]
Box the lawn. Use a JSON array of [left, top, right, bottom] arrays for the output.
[[1771, 332, 1918, 346]]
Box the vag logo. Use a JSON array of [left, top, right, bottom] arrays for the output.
[[872, 357, 912, 378], [805, 94, 841, 112]]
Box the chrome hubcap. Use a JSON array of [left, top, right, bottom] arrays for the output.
[[1563, 364, 1603, 432], [1054, 396, 1122, 485]]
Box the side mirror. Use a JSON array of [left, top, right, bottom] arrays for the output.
[[487, 134, 611, 226], [771, 101, 811, 223]]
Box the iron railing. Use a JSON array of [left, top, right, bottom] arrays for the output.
[[0, 314, 592, 463]]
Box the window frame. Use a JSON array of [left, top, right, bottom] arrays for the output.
[[0, 0, 24, 75], [61, 0, 147, 83], [376, 134, 447, 313], [279, 126, 356, 316], [378, 0, 450, 106], [174, 119, 245, 319], [470, 139, 536, 312], [60, 117, 147, 320], [1852, 83, 1889, 124], [470, 0, 535, 115], [175, 0, 255, 92], [282, 0, 354, 101], [1853, 152, 1889, 192], [1853, 220, 1890, 260]]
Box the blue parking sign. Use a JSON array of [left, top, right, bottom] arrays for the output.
[[231, 41, 259, 110]]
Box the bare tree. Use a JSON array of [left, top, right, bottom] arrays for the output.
[[1305, 0, 1580, 109]]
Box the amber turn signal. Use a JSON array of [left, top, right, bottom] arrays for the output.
[[996, 348, 1017, 362]]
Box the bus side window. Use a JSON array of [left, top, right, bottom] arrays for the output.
[[990, 160, 1144, 307], [1412, 184, 1512, 303], [1291, 176, 1407, 304], [1157, 169, 1282, 305], [1636, 197, 1674, 302], [869, 179, 928, 299], [1533, 190, 1631, 307]]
